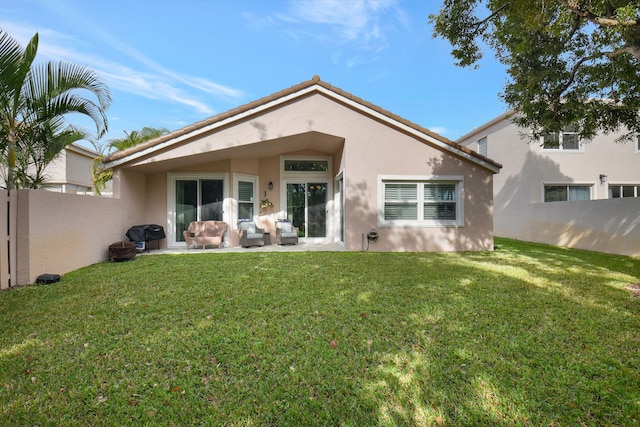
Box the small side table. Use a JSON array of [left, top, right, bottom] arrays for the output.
[[264, 232, 272, 245]]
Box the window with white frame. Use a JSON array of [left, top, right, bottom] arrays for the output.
[[542, 126, 581, 150], [477, 137, 488, 157], [233, 175, 257, 222], [609, 184, 640, 198], [238, 181, 255, 219], [544, 184, 591, 202], [283, 159, 329, 172], [380, 177, 463, 227]]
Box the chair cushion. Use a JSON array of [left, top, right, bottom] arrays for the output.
[[188, 221, 227, 237], [246, 233, 263, 239], [240, 222, 255, 233], [281, 232, 298, 238], [279, 222, 292, 232]]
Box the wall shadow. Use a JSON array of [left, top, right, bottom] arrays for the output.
[[345, 154, 496, 252], [494, 150, 640, 256]]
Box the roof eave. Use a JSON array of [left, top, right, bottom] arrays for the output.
[[103, 83, 322, 169], [104, 76, 502, 173], [456, 110, 517, 143]]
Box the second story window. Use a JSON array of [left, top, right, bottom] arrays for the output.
[[544, 184, 591, 202], [609, 185, 640, 198], [542, 126, 581, 151], [477, 137, 487, 157]]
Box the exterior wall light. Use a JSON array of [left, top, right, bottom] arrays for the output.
[[599, 174, 607, 184]]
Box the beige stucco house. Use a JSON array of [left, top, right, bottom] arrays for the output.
[[42, 143, 98, 194], [103, 76, 501, 252], [458, 112, 640, 241], [0, 143, 98, 194]]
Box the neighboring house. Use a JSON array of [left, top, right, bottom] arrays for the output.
[[42, 143, 99, 194], [103, 76, 501, 252], [0, 143, 99, 193], [457, 112, 640, 240]]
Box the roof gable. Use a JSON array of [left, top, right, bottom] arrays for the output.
[[104, 76, 501, 172]]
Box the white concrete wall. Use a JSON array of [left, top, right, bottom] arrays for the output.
[[525, 198, 640, 257], [458, 115, 640, 256]]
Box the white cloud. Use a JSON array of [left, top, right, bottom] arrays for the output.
[[0, 19, 244, 115], [263, 0, 406, 55], [99, 67, 215, 115], [428, 126, 449, 136]]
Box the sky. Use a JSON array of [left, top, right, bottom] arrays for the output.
[[1, 0, 509, 151]]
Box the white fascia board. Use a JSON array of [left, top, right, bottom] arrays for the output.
[[456, 111, 516, 143], [105, 83, 500, 173], [67, 143, 99, 158], [104, 85, 321, 169], [313, 86, 502, 174]]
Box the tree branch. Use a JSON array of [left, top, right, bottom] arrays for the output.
[[554, 53, 602, 98], [473, 2, 512, 33], [606, 45, 640, 61], [556, 0, 639, 28], [555, 46, 640, 98]]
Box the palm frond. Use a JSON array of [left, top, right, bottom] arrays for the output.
[[0, 29, 38, 135], [24, 61, 111, 137]]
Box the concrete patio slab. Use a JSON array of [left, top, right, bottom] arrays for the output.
[[140, 241, 346, 255]]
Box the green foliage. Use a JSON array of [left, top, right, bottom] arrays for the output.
[[1, 239, 639, 425], [14, 125, 89, 189], [90, 154, 113, 196], [107, 127, 169, 152], [91, 127, 168, 195], [431, 1, 640, 141], [0, 28, 111, 189]]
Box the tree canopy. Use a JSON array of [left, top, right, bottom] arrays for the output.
[[0, 29, 111, 189], [106, 127, 169, 152], [430, 1, 640, 141], [91, 126, 169, 195]]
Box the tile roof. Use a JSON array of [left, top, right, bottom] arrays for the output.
[[104, 75, 502, 170]]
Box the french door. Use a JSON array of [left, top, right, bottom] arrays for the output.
[[286, 181, 328, 239]]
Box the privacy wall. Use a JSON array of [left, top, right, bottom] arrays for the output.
[[517, 198, 640, 257], [15, 190, 132, 285]]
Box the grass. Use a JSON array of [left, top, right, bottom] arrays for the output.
[[1, 238, 639, 426]]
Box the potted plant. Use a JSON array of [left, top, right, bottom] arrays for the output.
[[259, 198, 273, 214]]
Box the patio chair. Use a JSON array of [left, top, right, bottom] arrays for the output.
[[183, 221, 228, 249], [237, 219, 265, 247], [275, 219, 299, 245]]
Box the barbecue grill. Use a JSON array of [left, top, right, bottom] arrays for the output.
[[126, 224, 166, 250]]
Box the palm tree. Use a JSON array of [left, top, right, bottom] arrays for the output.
[[13, 123, 89, 189], [91, 126, 168, 195], [108, 127, 169, 152], [0, 29, 111, 190]]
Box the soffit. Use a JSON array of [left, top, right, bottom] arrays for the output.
[[104, 75, 501, 173], [123, 131, 344, 174]]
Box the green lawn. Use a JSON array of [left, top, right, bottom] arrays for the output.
[[1, 238, 639, 426]]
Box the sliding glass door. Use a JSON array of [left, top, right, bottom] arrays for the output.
[[171, 174, 226, 245]]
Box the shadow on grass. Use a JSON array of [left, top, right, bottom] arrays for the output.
[[0, 240, 639, 426], [357, 246, 640, 425]]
